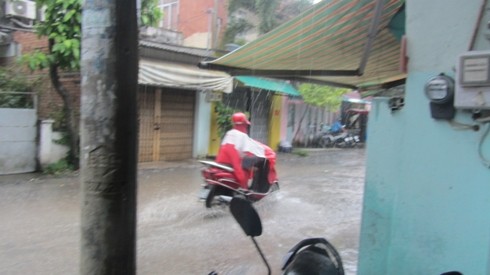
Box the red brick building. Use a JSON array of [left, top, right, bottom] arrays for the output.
[[1, 1, 231, 164], [176, 0, 228, 48], [2, 0, 229, 123]]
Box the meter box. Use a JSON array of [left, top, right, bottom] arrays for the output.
[[455, 51, 490, 109]]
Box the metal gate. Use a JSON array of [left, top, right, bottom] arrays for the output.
[[138, 86, 195, 162], [222, 87, 272, 144], [249, 90, 271, 144], [0, 92, 37, 175]]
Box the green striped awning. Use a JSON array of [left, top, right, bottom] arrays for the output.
[[200, 0, 406, 90], [235, 76, 300, 96]]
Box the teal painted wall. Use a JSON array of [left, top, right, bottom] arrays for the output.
[[358, 1, 490, 274]]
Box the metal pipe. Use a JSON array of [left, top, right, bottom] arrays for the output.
[[358, 0, 386, 75], [468, 0, 487, 50]]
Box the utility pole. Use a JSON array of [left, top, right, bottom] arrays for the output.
[[80, 0, 139, 274], [207, 0, 219, 49], [212, 0, 219, 48]]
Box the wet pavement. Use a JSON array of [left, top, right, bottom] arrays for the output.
[[0, 148, 365, 275]]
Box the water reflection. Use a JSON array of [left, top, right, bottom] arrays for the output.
[[0, 149, 364, 275], [137, 149, 364, 275]]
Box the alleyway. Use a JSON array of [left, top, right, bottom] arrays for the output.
[[0, 148, 365, 275]]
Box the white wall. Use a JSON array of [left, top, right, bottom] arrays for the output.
[[39, 120, 69, 167]]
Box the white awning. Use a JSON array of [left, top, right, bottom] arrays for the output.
[[139, 58, 233, 93]]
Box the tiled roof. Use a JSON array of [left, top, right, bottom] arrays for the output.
[[139, 40, 226, 59]]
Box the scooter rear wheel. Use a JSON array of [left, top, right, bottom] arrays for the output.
[[270, 182, 280, 192], [320, 137, 333, 148], [205, 185, 217, 208]]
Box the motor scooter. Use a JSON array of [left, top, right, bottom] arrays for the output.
[[333, 132, 361, 148], [321, 126, 361, 149], [198, 143, 279, 208], [208, 196, 345, 275], [319, 129, 348, 148]]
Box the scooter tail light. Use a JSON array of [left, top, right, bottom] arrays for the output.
[[201, 169, 213, 179]]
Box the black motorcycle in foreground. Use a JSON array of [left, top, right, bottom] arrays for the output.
[[209, 197, 345, 275], [210, 197, 465, 275]]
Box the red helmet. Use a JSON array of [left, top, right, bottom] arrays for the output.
[[231, 112, 250, 125]]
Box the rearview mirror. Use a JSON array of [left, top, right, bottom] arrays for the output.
[[230, 197, 262, 237]]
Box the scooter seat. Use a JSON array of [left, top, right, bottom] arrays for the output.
[[201, 167, 237, 181], [213, 171, 237, 181]]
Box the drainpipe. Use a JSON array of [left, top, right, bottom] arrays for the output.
[[358, 0, 386, 75]]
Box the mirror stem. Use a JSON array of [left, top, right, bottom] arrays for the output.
[[251, 237, 271, 275]]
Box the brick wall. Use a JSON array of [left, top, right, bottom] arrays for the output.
[[179, 0, 228, 46], [6, 31, 81, 127], [14, 30, 48, 53]]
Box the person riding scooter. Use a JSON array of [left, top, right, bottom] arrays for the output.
[[215, 112, 268, 192]]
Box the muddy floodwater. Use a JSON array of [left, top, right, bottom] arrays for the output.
[[0, 148, 365, 275]]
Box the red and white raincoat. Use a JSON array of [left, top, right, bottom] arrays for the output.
[[215, 129, 266, 189]]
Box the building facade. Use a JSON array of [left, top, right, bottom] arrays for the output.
[[358, 1, 490, 274]]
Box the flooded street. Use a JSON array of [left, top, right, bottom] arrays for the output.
[[0, 148, 365, 275]]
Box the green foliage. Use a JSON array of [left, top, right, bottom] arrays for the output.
[[0, 93, 34, 108], [292, 148, 308, 157], [276, 0, 313, 22], [141, 0, 164, 27], [226, 0, 314, 44], [229, 0, 255, 12], [215, 101, 236, 138], [23, 0, 162, 71], [228, 0, 279, 34], [298, 83, 350, 111], [20, 0, 82, 72], [47, 107, 67, 131], [0, 68, 32, 92], [0, 68, 34, 108], [22, 0, 163, 169], [255, 0, 279, 33], [54, 132, 70, 146], [42, 158, 75, 175], [223, 17, 253, 45]]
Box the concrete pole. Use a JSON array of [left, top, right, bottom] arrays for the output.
[[80, 0, 139, 274], [212, 0, 218, 48]]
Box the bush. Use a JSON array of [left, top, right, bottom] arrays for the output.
[[0, 67, 35, 109], [42, 158, 74, 175], [292, 149, 308, 157]]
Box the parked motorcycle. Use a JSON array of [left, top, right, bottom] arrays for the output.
[[320, 126, 361, 149], [209, 196, 344, 275], [319, 130, 348, 148], [333, 132, 361, 148], [198, 144, 279, 208]]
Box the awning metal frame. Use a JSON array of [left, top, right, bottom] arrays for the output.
[[198, 0, 406, 89], [200, 0, 386, 81], [198, 62, 360, 77]]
